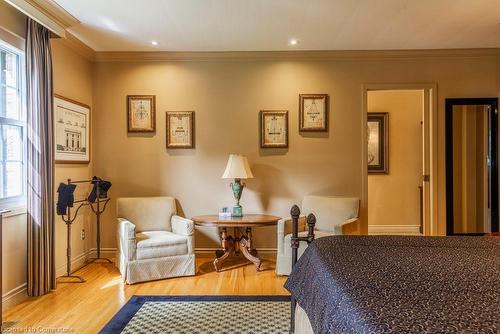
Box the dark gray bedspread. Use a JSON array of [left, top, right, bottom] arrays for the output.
[[284, 235, 500, 334]]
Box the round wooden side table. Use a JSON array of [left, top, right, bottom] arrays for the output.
[[192, 214, 280, 272]]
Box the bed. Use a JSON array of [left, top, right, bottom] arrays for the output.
[[284, 207, 500, 334]]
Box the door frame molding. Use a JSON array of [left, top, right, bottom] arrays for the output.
[[361, 83, 438, 236]]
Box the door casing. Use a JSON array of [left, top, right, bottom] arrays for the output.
[[362, 83, 438, 236]]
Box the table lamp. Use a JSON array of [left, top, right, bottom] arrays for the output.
[[222, 154, 254, 217]]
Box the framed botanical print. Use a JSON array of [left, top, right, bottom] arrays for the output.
[[260, 110, 288, 148], [367, 112, 389, 174], [54, 95, 91, 164], [299, 94, 329, 132], [166, 111, 195, 148], [127, 95, 156, 132]]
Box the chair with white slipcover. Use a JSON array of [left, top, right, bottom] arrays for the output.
[[116, 197, 195, 284], [276, 196, 359, 276]]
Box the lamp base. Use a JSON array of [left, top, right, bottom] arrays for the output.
[[232, 205, 243, 217]]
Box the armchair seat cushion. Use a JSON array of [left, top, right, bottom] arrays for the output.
[[136, 231, 189, 260]]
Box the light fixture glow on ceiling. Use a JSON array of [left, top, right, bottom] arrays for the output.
[[151, 41, 158, 46], [289, 39, 299, 46]]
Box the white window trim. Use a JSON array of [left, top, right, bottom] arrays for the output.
[[0, 38, 26, 212]]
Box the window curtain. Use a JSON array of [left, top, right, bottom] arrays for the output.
[[26, 18, 55, 297]]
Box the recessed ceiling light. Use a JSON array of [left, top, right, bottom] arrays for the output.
[[151, 41, 158, 46], [289, 39, 299, 46]]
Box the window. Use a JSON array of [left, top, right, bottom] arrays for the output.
[[0, 41, 25, 209]]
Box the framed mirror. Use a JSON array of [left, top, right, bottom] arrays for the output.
[[445, 98, 499, 235]]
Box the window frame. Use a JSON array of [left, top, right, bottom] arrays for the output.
[[0, 39, 26, 211]]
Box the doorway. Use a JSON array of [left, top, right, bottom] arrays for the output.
[[445, 98, 499, 235], [362, 84, 437, 236]]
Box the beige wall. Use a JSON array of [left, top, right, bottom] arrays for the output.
[[92, 54, 499, 249], [367, 90, 423, 227], [52, 39, 94, 274], [2, 214, 26, 306], [93, 60, 364, 249]]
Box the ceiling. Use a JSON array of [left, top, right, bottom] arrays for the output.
[[53, 0, 500, 52]]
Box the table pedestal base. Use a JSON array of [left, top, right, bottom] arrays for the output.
[[214, 227, 262, 272]]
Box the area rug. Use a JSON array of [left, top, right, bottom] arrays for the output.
[[100, 295, 291, 334]]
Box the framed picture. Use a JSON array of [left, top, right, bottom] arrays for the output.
[[367, 112, 389, 174], [54, 95, 91, 164], [166, 111, 195, 148], [260, 110, 288, 148], [299, 94, 329, 132], [127, 95, 156, 132]]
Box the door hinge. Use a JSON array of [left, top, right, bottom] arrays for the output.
[[423, 174, 430, 182]]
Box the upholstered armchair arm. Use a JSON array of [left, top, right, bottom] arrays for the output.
[[171, 215, 194, 236], [172, 215, 195, 254], [277, 216, 306, 255], [343, 217, 359, 225], [332, 217, 359, 235], [117, 218, 137, 261]]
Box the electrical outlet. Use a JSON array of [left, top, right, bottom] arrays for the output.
[[81, 229, 86, 240]]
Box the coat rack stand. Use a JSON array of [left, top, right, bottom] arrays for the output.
[[57, 192, 87, 283], [86, 183, 111, 264], [57, 178, 112, 283]]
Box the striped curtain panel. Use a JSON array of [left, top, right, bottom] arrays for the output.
[[26, 19, 56, 297]]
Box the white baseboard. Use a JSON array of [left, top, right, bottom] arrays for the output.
[[56, 251, 89, 277], [369, 225, 422, 235], [2, 283, 28, 309], [55, 247, 116, 277], [88, 247, 116, 258], [195, 247, 277, 255]]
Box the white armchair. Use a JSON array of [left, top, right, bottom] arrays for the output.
[[116, 197, 195, 284], [276, 196, 359, 275]]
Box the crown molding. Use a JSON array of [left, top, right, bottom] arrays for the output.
[[4, 0, 97, 60], [57, 31, 96, 61], [5, 0, 79, 37], [0, 25, 25, 51], [93, 48, 500, 63]]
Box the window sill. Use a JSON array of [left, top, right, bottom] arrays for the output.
[[1, 206, 27, 218]]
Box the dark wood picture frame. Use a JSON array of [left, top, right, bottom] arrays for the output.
[[299, 94, 329, 132], [127, 95, 156, 133], [166, 111, 195, 149], [367, 112, 389, 174], [54, 94, 91, 164], [260, 110, 289, 148]]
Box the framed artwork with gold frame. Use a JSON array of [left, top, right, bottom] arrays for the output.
[[166, 111, 195, 148], [260, 110, 288, 148], [299, 94, 329, 132], [127, 95, 156, 133]]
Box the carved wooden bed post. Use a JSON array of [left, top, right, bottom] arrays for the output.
[[290, 205, 316, 333]]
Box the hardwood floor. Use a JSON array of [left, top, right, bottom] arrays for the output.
[[3, 254, 287, 333]]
